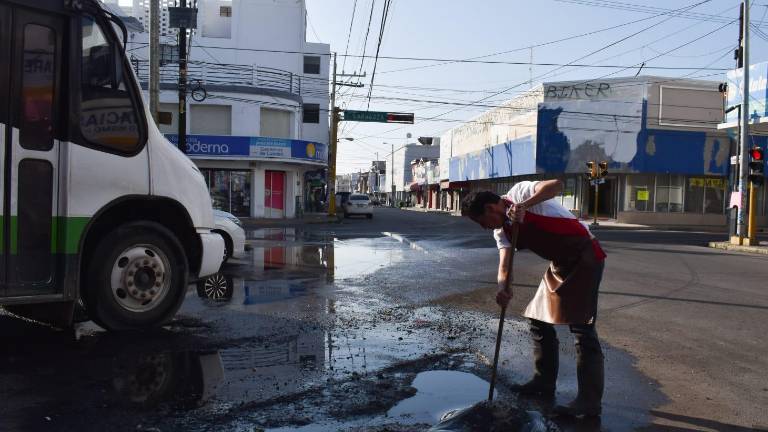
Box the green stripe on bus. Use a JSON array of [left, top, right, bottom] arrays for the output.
[[0, 216, 89, 255], [58, 217, 90, 254]]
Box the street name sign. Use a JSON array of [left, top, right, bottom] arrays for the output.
[[344, 110, 414, 124]]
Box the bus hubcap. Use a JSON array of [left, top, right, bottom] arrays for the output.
[[111, 245, 171, 312]]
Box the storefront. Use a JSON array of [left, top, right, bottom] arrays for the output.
[[439, 76, 764, 227], [167, 134, 327, 218]]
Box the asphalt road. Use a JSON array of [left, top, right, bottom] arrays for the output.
[[1, 207, 766, 431], [328, 208, 768, 431]]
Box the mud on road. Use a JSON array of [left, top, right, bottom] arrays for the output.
[[1, 226, 658, 431]]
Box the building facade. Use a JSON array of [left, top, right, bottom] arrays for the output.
[[126, 0, 330, 218], [439, 76, 768, 228], [386, 144, 440, 205]]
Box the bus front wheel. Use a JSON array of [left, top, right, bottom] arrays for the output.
[[84, 222, 188, 331]]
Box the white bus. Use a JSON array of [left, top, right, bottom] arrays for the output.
[[0, 0, 224, 330]]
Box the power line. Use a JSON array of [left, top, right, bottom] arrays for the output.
[[354, 0, 716, 140], [366, 0, 394, 108], [357, 0, 377, 75], [376, 3, 734, 75], [341, 0, 358, 73]]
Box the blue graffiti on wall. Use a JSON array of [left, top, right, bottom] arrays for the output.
[[536, 101, 734, 176], [449, 136, 536, 182]]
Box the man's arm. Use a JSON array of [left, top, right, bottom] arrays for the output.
[[508, 179, 564, 222], [496, 247, 513, 307], [525, 179, 564, 207]]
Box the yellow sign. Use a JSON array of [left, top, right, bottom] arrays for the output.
[[306, 142, 316, 158], [637, 190, 649, 201], [688, 177, 725, 189]]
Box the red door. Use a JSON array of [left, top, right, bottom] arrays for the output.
[[265, 171, 285, 218]]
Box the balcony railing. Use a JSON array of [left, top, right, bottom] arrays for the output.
[[131, 58, 327, 98]]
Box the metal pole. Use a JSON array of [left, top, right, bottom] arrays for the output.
[[593, 180, 599, 226], [328, 53, 338, 217], [738, 0, 750, 241], [748, 181, 758, 243], [149, 0, 160, 122], [178, 0, 188, 154], [391, 142, 395, 207]]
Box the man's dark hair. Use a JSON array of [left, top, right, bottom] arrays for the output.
[[461, 191, 501, 217]]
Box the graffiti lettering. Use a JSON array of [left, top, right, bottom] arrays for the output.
[[545, 83, 611, 99]]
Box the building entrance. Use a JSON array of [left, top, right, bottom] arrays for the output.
[[585, 177, 616, 219], [265, 170, 286, 218]]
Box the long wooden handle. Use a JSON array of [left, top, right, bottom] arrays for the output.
[[488, 222, 519, 401]]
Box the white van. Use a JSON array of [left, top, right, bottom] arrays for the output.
[[0, 0, 224, 330]]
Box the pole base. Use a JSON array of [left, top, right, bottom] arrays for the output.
[[730, 236, 744, 245]]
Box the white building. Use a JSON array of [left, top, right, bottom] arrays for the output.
[[386, 143, 440, 205], [126, 0, 330, 218]]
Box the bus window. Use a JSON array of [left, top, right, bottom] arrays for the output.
[[20, 24, 56, 151], [80, 16, 141, 153]]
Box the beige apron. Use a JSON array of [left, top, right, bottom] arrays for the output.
[[502, 213, 606, 325]]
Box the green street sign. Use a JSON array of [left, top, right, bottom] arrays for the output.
[[343, 110, 414, 124]]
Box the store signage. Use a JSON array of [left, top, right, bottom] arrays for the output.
[[165, 134, 327, 162], [637, 190, 649, 201], [544, 83, 611, 99]]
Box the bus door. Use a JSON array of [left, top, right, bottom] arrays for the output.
[[0, 4, 9, 298], [2, 6, 65, 297]]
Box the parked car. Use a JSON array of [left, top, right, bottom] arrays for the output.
[[343, 194, 374, 219], [213, 210, 247, 264]]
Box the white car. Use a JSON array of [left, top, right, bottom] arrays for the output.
[[343, 194, 374, 219], [213, 210, 247, 263]]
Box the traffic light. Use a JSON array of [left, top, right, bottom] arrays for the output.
[[386, 113, 415, 124], [598, 161, 608, 178], [586, 161, 596, 179], [749, 147, 765, 186]]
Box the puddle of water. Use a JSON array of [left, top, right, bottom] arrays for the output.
[[387, 370, 491, 424]]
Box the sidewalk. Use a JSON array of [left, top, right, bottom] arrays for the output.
[[708, 240, 768, 255], [401, 207, 730, 232], [240, 212, 341, 228]]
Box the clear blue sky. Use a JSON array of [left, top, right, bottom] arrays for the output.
[[305, 0, 768, 173]]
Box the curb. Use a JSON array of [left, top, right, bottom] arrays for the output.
[[708, 241, 768, 255]]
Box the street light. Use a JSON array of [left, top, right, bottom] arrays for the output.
[[338, 137, 354, 142]]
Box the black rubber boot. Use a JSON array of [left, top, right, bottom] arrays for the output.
[[553, 325, 604, 417], [511, 320, 558, 397]]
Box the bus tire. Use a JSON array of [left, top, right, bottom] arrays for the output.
[[84, 222, 188, 331]]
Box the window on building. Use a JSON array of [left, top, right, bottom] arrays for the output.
[[303, 56, 321, 74], [704, 177, 726, 214], [190, 104, 231, 135], [685, 176, 726, 214], [158, 102, 177, 134], [655, 174, 684, 212], [303, 103, 320, 124], [220, 6, 232, 17], [159, 43, 178, 65], [261, 108, 292, 139], [624, 175, 654, 212]]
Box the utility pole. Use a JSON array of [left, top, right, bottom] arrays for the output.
[[149, 0, 160, 122], [737, 0, 750, 243], [327, 54, 365, 217], [328, 53, 339, 217], [178, 0, 188, 154]]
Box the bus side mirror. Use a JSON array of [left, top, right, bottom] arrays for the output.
[[158, 112, 173, 125]]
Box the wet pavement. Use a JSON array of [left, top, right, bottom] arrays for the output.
[[1, 212, 675, 431]]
